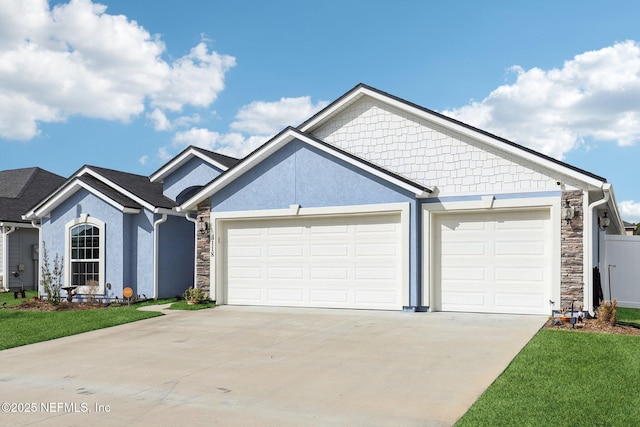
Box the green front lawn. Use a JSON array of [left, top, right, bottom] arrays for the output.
[[617, 307, 640, 325], [456, 309, 640, 426], [0, 292, 163, 350], [0, 290, 38, 307]]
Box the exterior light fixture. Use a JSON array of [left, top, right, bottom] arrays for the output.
[[198, 216, 209, 237], [562, 199, 575, 225], [599, 212, 610, 231]]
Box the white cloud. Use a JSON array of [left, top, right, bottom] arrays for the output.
[[231, 96, 329, 135], [138, 155, 148, 165], [619, 200, 640, 223], [442, 40, 640, 160], [171, 127, 268, 159], [162, 96, 329, 161], [0, 0, 234, 140], [147, 109, 171, 131]]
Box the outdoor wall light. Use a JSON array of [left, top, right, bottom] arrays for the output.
[[562, 199, 575, 224], [599, 212, 611, 231], [198, 216, 209, 237]]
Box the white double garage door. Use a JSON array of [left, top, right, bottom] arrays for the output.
[[215, 207, 551, 314], [219, 211, 405, 311]]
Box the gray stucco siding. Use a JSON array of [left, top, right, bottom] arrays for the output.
[[163, 157, 224, 202], [209, 139, 423, 308]]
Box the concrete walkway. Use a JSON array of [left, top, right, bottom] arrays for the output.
[[0, 307, 545, 426]]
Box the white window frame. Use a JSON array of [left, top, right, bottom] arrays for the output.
[[64, 215, 105, 294]]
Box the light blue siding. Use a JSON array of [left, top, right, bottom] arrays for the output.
[[42, 189, 124, 301], [158, 215, 194, 298], [163, 157, 225, 202]]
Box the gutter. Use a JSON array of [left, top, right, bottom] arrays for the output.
[[184, 213, 198, 288], [585, 183, 611, 314], [153, 213, 168, 299], [1, 226, 16, 291], [31, 221, 42, 297]]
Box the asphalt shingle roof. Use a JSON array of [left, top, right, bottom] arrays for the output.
[[0, 167, 66, 223], [81, 166, 177, 210]]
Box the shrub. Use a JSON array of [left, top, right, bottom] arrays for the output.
[[40, 243, 63, 305], [595, 299, 617, 326], [183, 286, 208, 304]]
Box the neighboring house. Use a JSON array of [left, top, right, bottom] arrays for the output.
[[23, 146, 239, 301], [179, 83, 623, 315], [623, 221, 636, 236], [1, 168, 66, 291]]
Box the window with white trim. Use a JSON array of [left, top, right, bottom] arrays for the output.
[[65, 215, 105, 291], [70, 224, 100, 286]]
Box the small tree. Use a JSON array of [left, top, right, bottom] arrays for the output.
[[41, 242, 63, 304]]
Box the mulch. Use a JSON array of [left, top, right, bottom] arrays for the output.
[[544, 317, 640, 335], [5, 299, 106, 311]]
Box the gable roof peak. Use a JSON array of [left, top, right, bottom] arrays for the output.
[[299, 83, 607, 186], [150, 145, 241, 183]]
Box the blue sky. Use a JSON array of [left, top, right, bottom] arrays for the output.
[[3, 0, 640, 220]]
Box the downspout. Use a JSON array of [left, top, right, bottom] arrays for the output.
[[2, 226, 16, 291], [31, 220, 41, 296], [153, 213, 168, 299], [585, 183, 611, 314], [184, 213, 198, 288]]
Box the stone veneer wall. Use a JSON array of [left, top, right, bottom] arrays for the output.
[[560, 190, 584, 309], [195, 202, 211, 293]]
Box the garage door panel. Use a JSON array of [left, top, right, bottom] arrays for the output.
[[224, 213, 403, 310], [494, 293, 546, 309], [310, 289, 350, 304], [437, 209, 551, 315], [442, 242, 487, 256], [228, 245, 262, 258], [442, 291, 486, 307], [310, 267, 349, 280], [441, 267, 486, 281], [494, 241, 545, 256], [229, 267, 262, 279], [311, 244, 349, 256], [267, 267, 304, 279], [355, 242, 398, 257], [267, 245, 304, 257], [228, 287, 262, 302], [309, 223, 349, 235], [356, 290, 399, 305], [267, 288, 305, 303], [495, 267, 546, 282]]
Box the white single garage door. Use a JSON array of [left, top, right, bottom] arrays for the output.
[[221, 213, 403, 310], [435, 209, 551, 315]]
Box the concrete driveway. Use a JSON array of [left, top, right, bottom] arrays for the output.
[[0, 306, 545, 426]]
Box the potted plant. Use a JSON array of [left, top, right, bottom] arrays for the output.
[[183, 286, 208, 305]]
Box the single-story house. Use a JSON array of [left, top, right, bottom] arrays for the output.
[[23, 146, 239, 301], [1, 167, 66, 291], [178, 83, 623, 315]]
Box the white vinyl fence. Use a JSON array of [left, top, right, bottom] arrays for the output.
[[603, 234, 640, 308]]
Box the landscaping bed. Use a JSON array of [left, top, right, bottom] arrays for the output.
[[544, 316, 640, 335]]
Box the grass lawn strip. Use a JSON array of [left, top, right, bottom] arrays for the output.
[[456, 327, 640, 426], [169, 300, 215, 310], [617, 307, 640, 326], [0, 292, 166, 351]]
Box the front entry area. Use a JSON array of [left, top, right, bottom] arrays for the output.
[[218, 212, 405, 310], [434, 209, 552, 315]]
